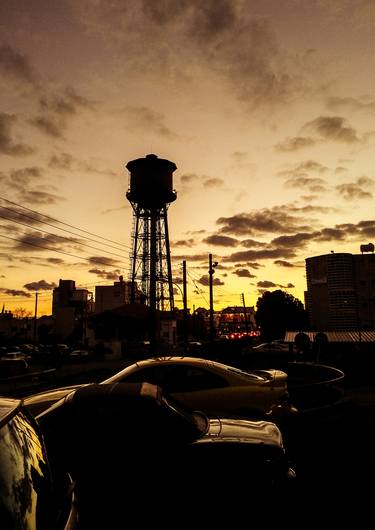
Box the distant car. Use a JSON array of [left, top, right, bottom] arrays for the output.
[[102, 356, 296, 422], [0, 396, 78, 529], [37, 382, 295, 525], [253, 341, 291, 353], [68, 349, 91, 361], [0, 356, 29, 377]]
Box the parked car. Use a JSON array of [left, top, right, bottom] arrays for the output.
[[36, 382, 295, 526], [23, 384, 86, 417], [102, 356, 297, 422], [252, 341, 291, 352], [0, 396, 78, 529], [0, 356, 29, 377]]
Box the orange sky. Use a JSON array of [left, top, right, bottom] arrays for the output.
[[1, 0, 375, 315]]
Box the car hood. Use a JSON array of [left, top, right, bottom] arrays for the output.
[[202, 417, 283, 447]]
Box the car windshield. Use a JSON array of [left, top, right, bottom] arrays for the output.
[[0, 410, 53, 530]]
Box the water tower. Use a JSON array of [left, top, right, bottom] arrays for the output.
[[126, 154, 177, 313]]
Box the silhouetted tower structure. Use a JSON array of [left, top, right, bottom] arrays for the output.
[[126, 154, 177, 313]]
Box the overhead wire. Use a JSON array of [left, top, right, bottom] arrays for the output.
[[0, 196, 133, 252], [0, 233, 126, 269], [0, 212, 130, 261]]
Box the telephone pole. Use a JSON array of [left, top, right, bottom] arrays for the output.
[[33, 292, 38, 350], [209, 254, 218, 342], [241, 293, 249, 335], [182, 260, 188, 354]]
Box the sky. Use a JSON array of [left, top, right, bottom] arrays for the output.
[[1, 0, 375, 316]]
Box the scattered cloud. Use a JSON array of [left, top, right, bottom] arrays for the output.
[[88, 268, 122, 280], [203, 177, 224, 188], [303, 116, 360, 143], [23, 280, 57, 291], [274, 260, 297, 268], [203, 234, 238, 247], [326, 96, 375, 114], [198, 274, 225, 286], [123, 106, 177, 139], [275, 136, 316, 152], [336, 176, 375, 201], [257, 280, 294, 289], [17, 190, 66, 205], [0, 113, 35, 156], [30, 87, 95, 138], [233, 268, 256, 278], [173, 238, 196, 247], [0, 43, 37, 87], [0, 287, 31, 297]]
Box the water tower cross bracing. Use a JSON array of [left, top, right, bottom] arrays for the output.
[[126, 154, 177, 312]]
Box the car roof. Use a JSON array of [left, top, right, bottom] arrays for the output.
[[0, 397, 21, 428]]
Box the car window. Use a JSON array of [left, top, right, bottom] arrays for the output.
[[125, 364, 229, 393]]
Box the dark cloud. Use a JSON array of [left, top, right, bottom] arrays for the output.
[[23, 280, 57, 291], [224, 248, 297, 262], [0, 287, 31, 297], [257, 280, 294, 289], [88, 268, 122, 280], [233, 268, 256, 278], [123, 106, 176, 139], [173, 238, 196, 247], [241, 239, 267, 248], [31, 115, 64, 138], [30, 87, 95, 138], [203, 235, 238, 247], [179, 173, 199, 184], [275, 136, 316, 152], [216, 205, 320, 236], [303, 116, 359, 143], [49, 152, 118, 177], [336, 177, 375, 201], [271, 232, 316, 248], [0, 44, 37, 86], [0, 113, 35, 156], [88, 256, 120, 267], [203, 177, 224, 188], [172, 253, 208, 262], [257, 280, 277, 288], [18, 190, 66, 205], [274, 260, 296, 268], [198, 274, 225, 286], [8, 167, 44, 186], [278, 160, 328, 179], [75, 0, 305, 111], [284, 176, 327, 193], [47, 257, 65, 265]]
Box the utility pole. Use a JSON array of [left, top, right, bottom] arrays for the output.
[[182, 260, 188, 354], [241, 293, 249, 335], [209, 254, 218, 342], [33, 292, 38, 351]]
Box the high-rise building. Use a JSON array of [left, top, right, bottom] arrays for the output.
[[305, 251, 375, 330]]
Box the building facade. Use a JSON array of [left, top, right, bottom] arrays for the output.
[[52, 280, 93, 342], [305, 252, 375, 330], [94, 277, 143, 313]]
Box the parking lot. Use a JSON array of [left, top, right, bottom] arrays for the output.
[[2, 357, 373, 517]]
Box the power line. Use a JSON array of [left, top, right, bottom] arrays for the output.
[[0, 232, 126, 269], [0, 196, 132, 252], [0, 214, 130, 261]]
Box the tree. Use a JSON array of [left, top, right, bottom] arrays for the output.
[[12, 307, 32, 319], [255, 290, 308, 341]]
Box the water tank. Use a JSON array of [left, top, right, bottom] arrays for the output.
[[126, 154, 177, 209], [360, 243, 374, 253]]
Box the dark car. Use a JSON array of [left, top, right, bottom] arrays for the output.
[[0, 397, 78, 530], [37, 382, 295, 527]]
